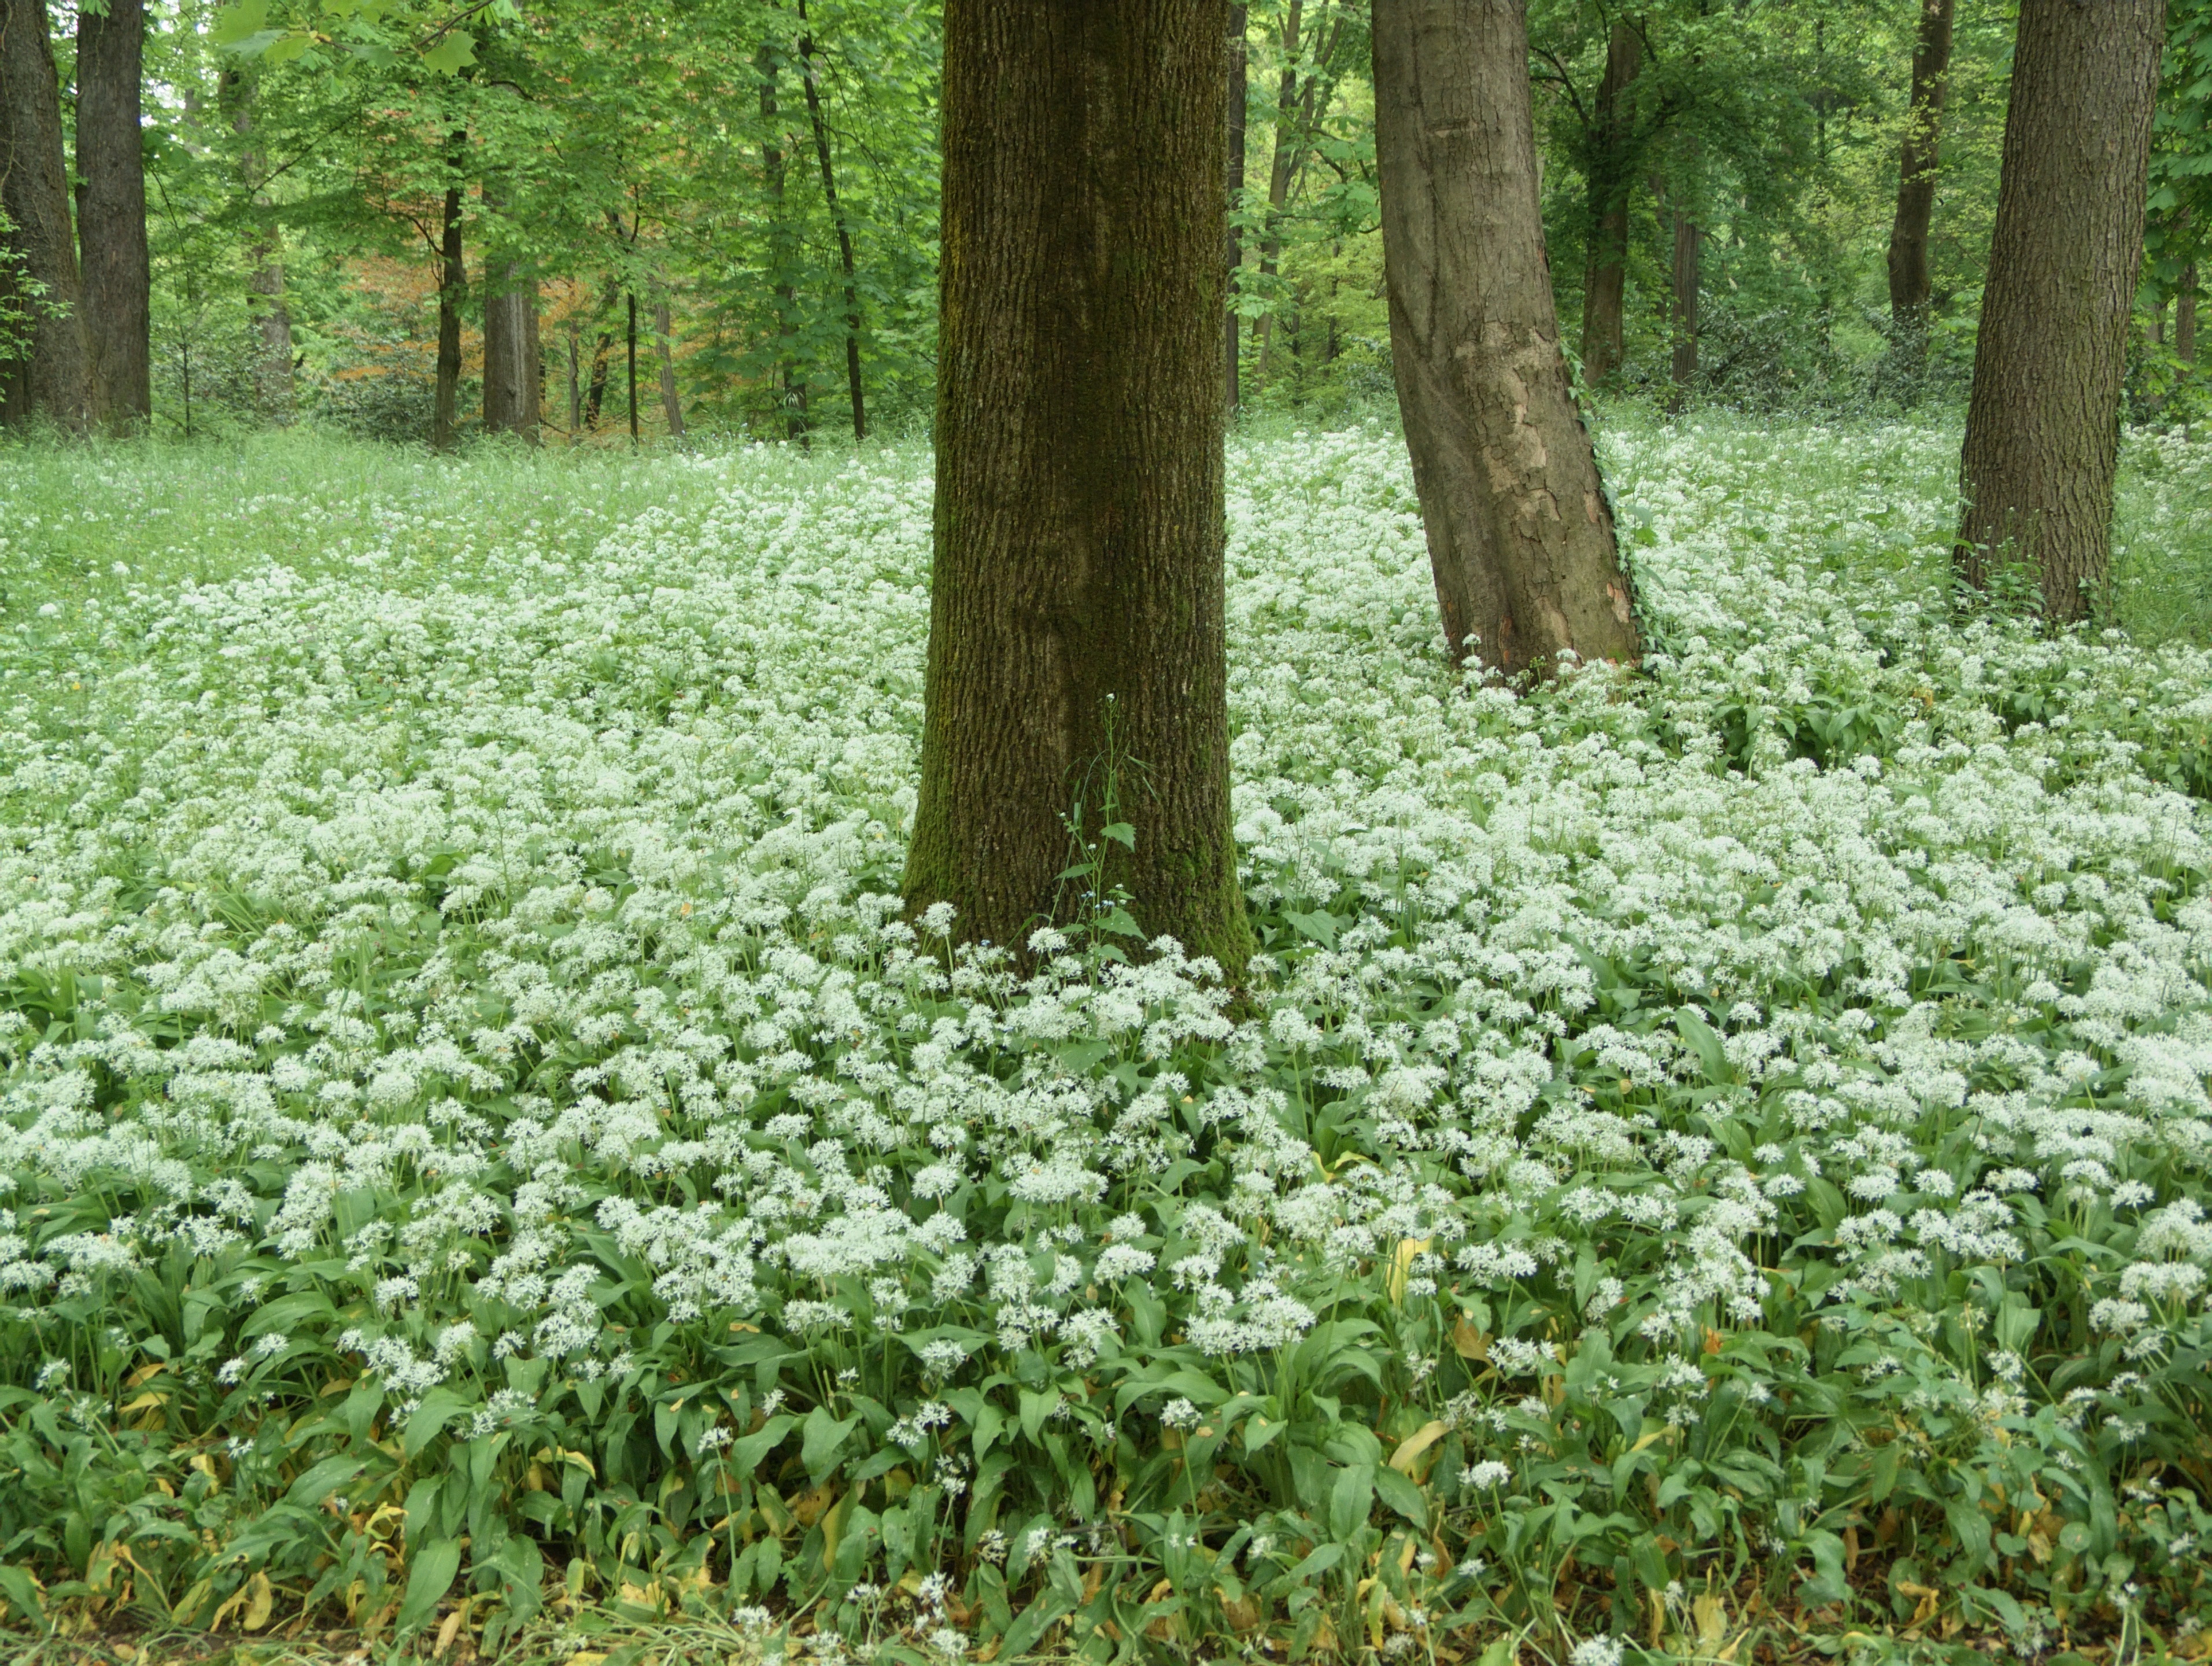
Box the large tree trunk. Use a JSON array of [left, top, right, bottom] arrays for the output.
[[1886, 0, 1953, 368], [1226, 3, 1247, 415], [797, 0, 865, 441], [76, 0, 149, 431], [0, 0, 92, 430], [655, 297, 685, 439], [1374, 0, 1640, 674], [1578, 20, 1640, 388], [759, 45, 808, 441], [906, 0, 1252, 976], [1954, 0, 2162, 621], [481, 194, 540, 444], [431, 140, 466, 452]]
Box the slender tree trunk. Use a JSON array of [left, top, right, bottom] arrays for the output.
[[220, 68, 296, 424], [2181, 262, 2198, 364], [655, 297, 685, 439], [2154, 298, 2168, 349], [76, 0, 149, 430], [1227, 3, 1247, 416], [585, 331, 611, 429], [759, 45, 808, 441], [1254, 0, 1305, 385], [1886, 0, 1953, 369], [567, 319, 581, 436], [626, 289, 639, 444], [0, 0, 92, 430], [1668, 200, 1701, 404], [796, 0, 865, 441], [1955, 0, 2162, 620], [432, 134, 466, 452], [1579, 20, 1640, 387], [1375, 0, 1640, 674], [907, 0, 1252, 976]]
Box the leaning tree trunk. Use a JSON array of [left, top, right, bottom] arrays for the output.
[[431, 142, 466, 452], [1955, 0, 2162, 621], [654, 298, 685, 439], [906, 0, 1252, 976], [1579, 19, 1641, 388], [76, 0, 150, 430], [1374, 0, 1641, 674], [797, 0, 865, 441], [0, 0, 92, 430], [1886, 0, 1953, 370]]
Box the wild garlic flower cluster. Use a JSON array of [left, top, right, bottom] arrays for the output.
[[0, 425, 2206, 1616]]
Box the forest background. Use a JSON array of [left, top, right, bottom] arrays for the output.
[[16, 0, 2212, 449]]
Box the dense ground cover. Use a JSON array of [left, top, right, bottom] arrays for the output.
[[0, 418, 2209, 1666]]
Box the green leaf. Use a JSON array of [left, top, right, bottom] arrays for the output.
[[404, 1388, 470, 1458], [1372, 1463, 1427, 1526], [1099, 821, 1135, 849], [732, 1412, 797, 1472], [286, 1455, 366, 1509], [1328, 1463, 1373, 1543], [802, 1405, 859, 1481], [419, 28, 478, 73], [1286, 909, 1337, 949], [396, 1537, 461, 1635], [210, 0, 269, 47]]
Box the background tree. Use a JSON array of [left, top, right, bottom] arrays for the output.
[[906, 0, 1251, 974], [1, 0, 91, 429], [1955, 0, 2163, 619], [76, 0, 151, 429], [1374, 0, 1639, 674], [1885, 0, 1952, 370]]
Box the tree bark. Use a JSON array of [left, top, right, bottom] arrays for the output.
[[626, 288, 639, 444], [2181, 262, 2198, 364], [1886, 0, 1953, 366], [0, 0, 92, 430], [907, 0, 1252, 976], [1955, 0, 2162, 621], [481, 270, 540, 440], [432, 134, 466, 452], [1668, 197, 1701, 403], [1579, 19, 1641, 388], [797, 0, 865, 441], [759, 43, 808, 440], [220, 68, 294, 423], [655, 297, 685, 439], [481, 187, 539, 444], [76, 0, 149, 431], [1374, 0, 1640, 674], [1253, 0, 1304, 384], [1226, 3, 1247, 415]]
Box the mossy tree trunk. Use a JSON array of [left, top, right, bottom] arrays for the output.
[[1954, 0, 2162, 621], [906, 0, 1251, 977], [1373, 0, 1641, 675]]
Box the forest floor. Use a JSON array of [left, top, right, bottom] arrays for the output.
[[0, 415, 2208, 1666]]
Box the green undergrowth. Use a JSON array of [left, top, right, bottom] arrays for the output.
[[0, 422, 2207, 1666]]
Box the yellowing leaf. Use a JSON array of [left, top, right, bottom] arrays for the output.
[[1693, 1590, 1726, 1646], [1388, 1419, 1450, 1476], [1385, 1236, 1431, 1306], [243, 1569, 274, 1631]]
